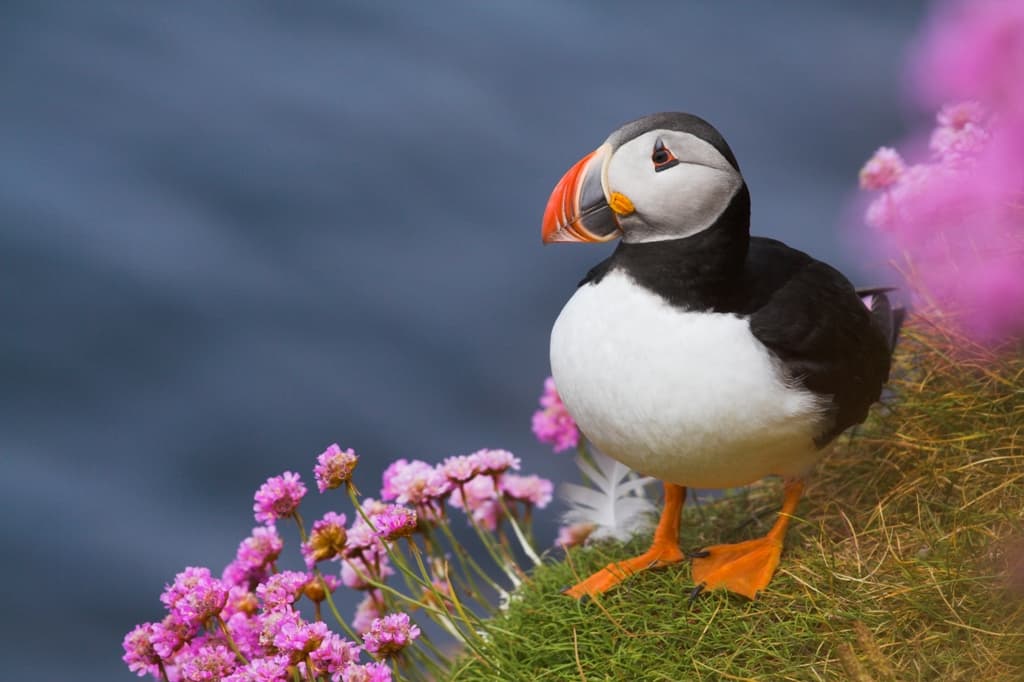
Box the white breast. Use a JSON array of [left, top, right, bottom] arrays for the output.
[[550, 270, 826, 488]]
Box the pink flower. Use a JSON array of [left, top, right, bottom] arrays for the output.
[[859, 147, 906, 190], [531, 377, 580, 453], [151, 613, 198, 659], [222, 655, 290, 682], [342, 661, 393, 682], [271, 611, 328, 655], [178, 643, 236, 682], [472, 448, 521, 476], [223, 586, 259, 619], [501, 474, 554, 509], [303, 511, 348, 567], [256, 571, 308, 611], [381, 459, 451, 506], [225, 611, 265, 660], [929, 102, 991, 162], [361, 612, 421, 657], [913, 0, 1024, 117], [352, 593, 385, 635], [315, 444, 359, 492], [373, 504, 418, 541], [859, 114, 1024, 342], [441, 454, 481, 484], [253, 472, 307, 524], [555, 522, 597, 549], [309, 632, 361, 677], [226, 526, 284, 587], [257, 610, 293, 651], [160, 567, 228, 627], [122, 623, 162, 677], [450, 474, 501, 531]]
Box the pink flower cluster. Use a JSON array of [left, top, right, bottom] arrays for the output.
[[124, 446, 409, 681], [531, 377, 580, 452], [860, 0, 1024, 343], [125, 439, 554, 680], [379, 448, 549, 531]]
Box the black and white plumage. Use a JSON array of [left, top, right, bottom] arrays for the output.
[[544, 111, 897, 494]]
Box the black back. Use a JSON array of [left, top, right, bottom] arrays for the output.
[[580, 196, 894, 447]]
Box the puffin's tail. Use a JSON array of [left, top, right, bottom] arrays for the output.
[[857, 287, 905, 354]]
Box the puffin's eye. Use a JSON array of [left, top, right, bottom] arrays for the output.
[[652, 138, 679, 172]]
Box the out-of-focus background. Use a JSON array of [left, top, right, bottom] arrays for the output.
[[0, 2, 929, 679]]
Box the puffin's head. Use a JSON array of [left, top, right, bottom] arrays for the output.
[[542, 112, 745, 245]]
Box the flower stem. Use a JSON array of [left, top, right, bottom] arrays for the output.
[[216, 615, 249, 666], [293, 511, 308, 544], [496, 495, 542, 566], [318, 572, 361, 642]]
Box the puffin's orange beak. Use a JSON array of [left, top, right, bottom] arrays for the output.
[[542, 143, 623, 244]]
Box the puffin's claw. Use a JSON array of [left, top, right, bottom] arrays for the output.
[[688, 583, 706, 603], [686, 549, 711, 559]]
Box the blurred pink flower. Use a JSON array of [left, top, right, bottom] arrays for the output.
[[441, 454, 481, 484], [501, 474, 554, 509], [253, 471, 307, 524], [472, 448, 521, 476], [913, 0, 1024, 117], [380, 458, 451, 506], [342, 661, 393, 682], [449, 473, 501, 531], [352, 593, 385, 635], [859, 147, 905, 190], [929, 101, 991, 162], [531, 377, 580, 453], [223, 654, 290, 682], [858, 0, 1024, 344]]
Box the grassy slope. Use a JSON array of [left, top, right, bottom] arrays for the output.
[[447, 317, 1024, 681]]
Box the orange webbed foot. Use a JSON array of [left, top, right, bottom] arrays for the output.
[[564, 542, 684, 599], [690, 479, 804, 600], [564, 483, 687, 600], [689, 535, 783, 600]]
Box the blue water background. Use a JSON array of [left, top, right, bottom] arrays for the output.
[[0, 2, 926, 679]]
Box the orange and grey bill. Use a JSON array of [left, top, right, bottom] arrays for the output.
[[541, 144, 622, 244]]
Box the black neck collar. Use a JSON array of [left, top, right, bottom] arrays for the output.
[[599, 184, 751, 311]]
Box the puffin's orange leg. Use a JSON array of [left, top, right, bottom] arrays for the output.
[[564, 483, 685, 599], [691, 480, 804, 599]]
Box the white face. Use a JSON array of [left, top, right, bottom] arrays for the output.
[[604, 129, 743, 244]]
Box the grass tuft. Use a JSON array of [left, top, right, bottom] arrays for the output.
[[447, 315, 1024, 681]]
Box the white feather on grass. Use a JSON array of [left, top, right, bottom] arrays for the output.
[[559, 449, 657, 542]]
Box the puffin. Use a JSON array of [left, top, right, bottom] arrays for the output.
[[542, 112, 900, 600]]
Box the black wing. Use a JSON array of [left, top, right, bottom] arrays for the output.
[[741, 238, 894, 446]]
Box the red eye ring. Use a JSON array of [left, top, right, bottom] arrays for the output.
[[652, 138, 679, 172]]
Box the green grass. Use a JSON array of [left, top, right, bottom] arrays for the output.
[[446, 315, 1024, 681]]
